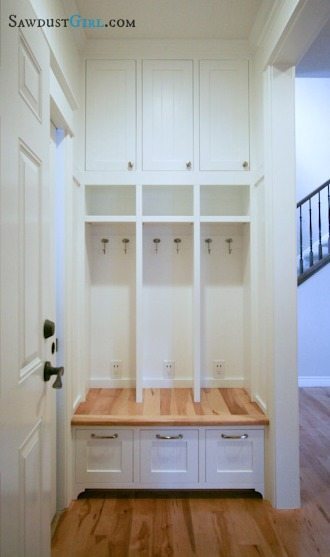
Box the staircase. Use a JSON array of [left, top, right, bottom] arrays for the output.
[[297, 179, 330, 285]]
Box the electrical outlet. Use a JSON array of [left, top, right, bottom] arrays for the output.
[[163, 360, 175, 378], [111, 360, 122, 378], [213, 360, 225, 378]]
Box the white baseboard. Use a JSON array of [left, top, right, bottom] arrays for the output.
[[298, 376, 330, 387], [72, 394, 82, 412], [201, 377, 245, 388], [143, 378, 192, 388], [254, 394, 267, 414], [89, 378, 136, 388], [89, 377, 245, 389]]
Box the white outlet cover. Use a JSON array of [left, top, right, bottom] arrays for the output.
[[111, 360, 122, 378], [163, 360, 175, 378], [213, 360, 225, 377]]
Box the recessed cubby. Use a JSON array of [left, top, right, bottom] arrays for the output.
[[86, 222, 136, 386], [200, 222, 250, 387], [85, 185, 136, 219], [200, 185, 250, 219], [142, 223, 193, 385], [143, 185, 193, 219]]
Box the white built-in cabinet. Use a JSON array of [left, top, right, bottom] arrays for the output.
[[85, 58, 249, 172], [84, 54, 252, 401], [73, 426, 264, 496], [199, 60, 249, 170], [142, 60, 193, 170], [79, 50, 266, 495], [86, 60, 136, 171]]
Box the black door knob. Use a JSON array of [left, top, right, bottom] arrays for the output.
[[44, 361, 64, 389]]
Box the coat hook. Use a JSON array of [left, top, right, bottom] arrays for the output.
[[205, 238, 212, 254], [174, 238, 182, 254], [122, 238, 130, 254], [226, 238, 233, 254], [101, 238, 109, 254], [153, 238, 161, 254]]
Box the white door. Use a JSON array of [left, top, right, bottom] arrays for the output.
[[199, 60, 249, 170], [143, 60, 193, 170], [0, 1, 56, 555], [86, 60, 136, 171]]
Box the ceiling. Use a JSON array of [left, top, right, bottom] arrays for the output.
[[74, 0, 265, 40], [296, 18, 330, 77]]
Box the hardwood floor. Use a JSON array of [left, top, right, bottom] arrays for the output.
[[53, 388, 330, 556]]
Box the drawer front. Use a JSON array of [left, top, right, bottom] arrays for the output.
[[205, 429, 264, 489], [75, 429, 133, 484], [140, 429, 198, 484]]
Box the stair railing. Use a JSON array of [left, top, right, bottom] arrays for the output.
[[297, 178, 330, 284]]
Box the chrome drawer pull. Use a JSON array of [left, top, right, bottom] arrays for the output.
[[156, 434, 183, 440], [91, 433, 118, 440], [221, 433, 248, 440]]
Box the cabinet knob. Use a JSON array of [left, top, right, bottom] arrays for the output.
[[128, 161, 134, 170], [242, 161, 249, 169], [186, 161, 192, 169]]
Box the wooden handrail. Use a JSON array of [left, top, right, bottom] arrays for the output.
[[297, 178, 330, 208]]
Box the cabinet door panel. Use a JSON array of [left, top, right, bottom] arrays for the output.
[[205, 429, 264, 492], [86, 60, 136, 171], [140, 429, 198, 484], [143, 60, 193, 170], [200, 60, 249, 171], [75, 429, 133, 483]]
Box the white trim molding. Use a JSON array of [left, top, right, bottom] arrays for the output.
[[299, 376, 330, 387]]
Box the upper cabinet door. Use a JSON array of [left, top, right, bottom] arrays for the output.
[[143, 60, 193, 171], [200, 60, 249, 171], [86, 60, 136, 171]]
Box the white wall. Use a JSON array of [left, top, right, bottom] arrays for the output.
[[295, 78, 330, 200], [296, 77, 330, 386], [298, 264, 330, 384]]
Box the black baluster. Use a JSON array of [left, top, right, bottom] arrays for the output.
[[299, 205, 304, 274], [309, 198, 313, 267], [318, 192, 323, 260]]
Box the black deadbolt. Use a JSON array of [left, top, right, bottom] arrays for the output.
[[43, 319, 55, 339]]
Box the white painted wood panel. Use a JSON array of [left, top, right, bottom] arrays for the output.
[[200, 223, 248, 387], [87, 223, 136, 386], [143, 60, 193, 170], [140, 429, 198, 484], [142, 224, 193, 385], [19, 422, 42, 557], [18, 34, 42, 121], [76, 429, 133, 483], [200, 60, 249, 170], [86, 60, 136, 171], [205, 428, 264, 494], [19, 142, 42, 382]]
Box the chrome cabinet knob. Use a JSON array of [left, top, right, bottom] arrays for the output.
[[186, 161, 192, 169], [242, 161, 249, 169], [128, 161, 134, 170]]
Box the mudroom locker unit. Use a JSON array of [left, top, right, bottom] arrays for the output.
[[73, 41, 269, 497]]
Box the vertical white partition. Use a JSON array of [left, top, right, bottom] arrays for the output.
[[193, 184, 201, 401], [136, 185, 143, 401]]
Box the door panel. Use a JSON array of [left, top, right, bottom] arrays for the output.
[[86, 59, 136, 171], [19, 142, 43, 381], [0, 1, 54, 555], [199, 60, 249, 170], [143, 60, 193, 170]]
